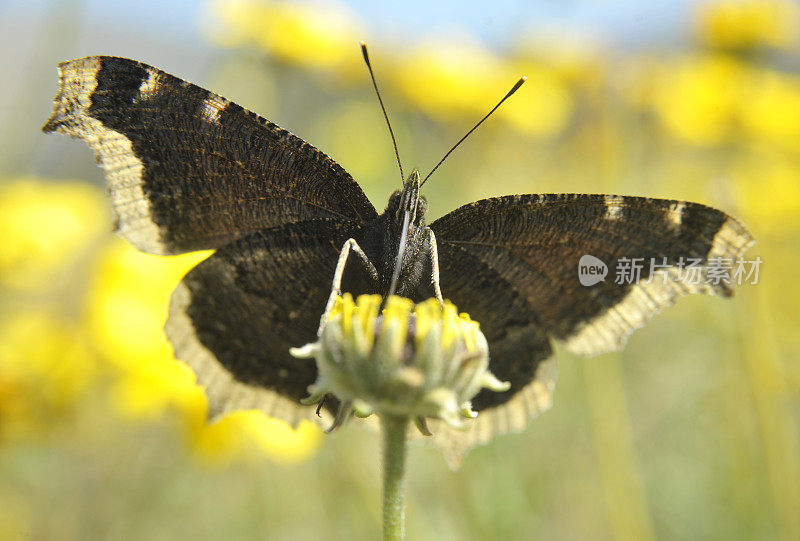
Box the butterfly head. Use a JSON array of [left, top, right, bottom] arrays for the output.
[[383, 169, 429, 297], [393, 169, 426, 225]]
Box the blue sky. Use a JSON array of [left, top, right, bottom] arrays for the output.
[[4, 0, 698, 49], [340, 0, 694, 47]]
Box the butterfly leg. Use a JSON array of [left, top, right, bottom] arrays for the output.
[[318, 238, 380, 334], [427, 228, 444, 306]]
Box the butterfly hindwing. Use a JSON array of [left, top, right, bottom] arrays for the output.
[[43, 56, 377, 255], [420, 244, 554, 410], [165, 219, 376, 424]]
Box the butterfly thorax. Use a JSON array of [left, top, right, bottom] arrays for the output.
[[359, 171, 431, 298]]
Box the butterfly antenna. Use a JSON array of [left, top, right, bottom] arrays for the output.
[[420, 76, 527, 187], [361, 41, 404, 184]]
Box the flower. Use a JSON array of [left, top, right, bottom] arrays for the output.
[[195, 412, 321, 466], [0, 178, 107, 290], [649, 53, 745, 146], [208, 0, 364, 76], [0, 309, 96, 441], [695, 0, 800, 51], [291, 294, 509, 432], [739, 68, 800, 151], [394, 36, 572, 138]]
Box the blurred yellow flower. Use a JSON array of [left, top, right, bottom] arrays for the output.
[[0, 178, 107, 290], [209, 0, 363, 76], [87, 239, 210, 371], [502, 62, 572, 138], [650, 54, 744, 145], [87, 240, 210, 436], [395, 36, 509, 121], [732, 149, 800, 233], [739, 69, 800, 151], [514, 26, 608, 89], [695, 0, 800, 50], [0, 310, 96, 440], [394, 36, 571, 138], [111, 358, 206, 425], [209, 1, 572, 138], [196, 412, 321, 465]]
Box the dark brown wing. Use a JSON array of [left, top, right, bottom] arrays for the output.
[[432, 193, 753, 355], [424, 194, 753, 465], [165, 219, 377, 425], [43, 56, 377, 255]]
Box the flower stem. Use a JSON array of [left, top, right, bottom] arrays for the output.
[[381, 414, 410, 541]]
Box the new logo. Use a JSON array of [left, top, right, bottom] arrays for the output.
[[578, 254, 608, 286]]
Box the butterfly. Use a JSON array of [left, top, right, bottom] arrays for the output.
[[43, 53, 753, 461]]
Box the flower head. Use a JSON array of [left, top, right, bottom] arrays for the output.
[[291, 294, 509, 432]]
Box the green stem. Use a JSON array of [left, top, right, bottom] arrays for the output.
[[381, 414, 410, 541]]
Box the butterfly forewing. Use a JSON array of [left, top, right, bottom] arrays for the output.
[[42, 56, 377, 255], [431, 193, 754, 357]]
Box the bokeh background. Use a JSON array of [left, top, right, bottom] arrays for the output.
[[1, 0, 799, 539]]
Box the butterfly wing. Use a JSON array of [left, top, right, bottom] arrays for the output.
[[43, 56, 377, 255], [426, 194, 753, 465], [165, 219, 377, 425]]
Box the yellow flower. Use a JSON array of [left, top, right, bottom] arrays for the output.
[[86, 240, 210, 435], [209, 3, 572, 138], [0, 179, 103, 441], [195, 412, 321, 466], [501, 62, 573, 138], [739, 69, 800, 151], [732, 149, 800, 234], [695, 0, 800, 50], [0, 178, 107, 290], [650, 54, 744, 145], [394, 36, 509, 122], [393, 36, 571, 138], [110, 358, 206, 425], [87, 239, 210, 372], [0, 310, 96, 441], [514, 29, 606, 88], [209, 0, 364, 76], [293, 294, 509, 430], [0, 174, 332, 464]]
